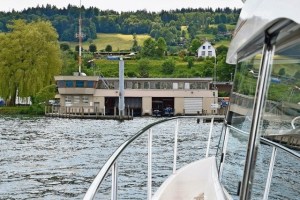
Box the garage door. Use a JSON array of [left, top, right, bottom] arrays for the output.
[[184, 98, 203, 115]]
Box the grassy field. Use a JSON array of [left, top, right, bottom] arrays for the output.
[[82, 56, 210, 78], [65, 33, 151, 51]]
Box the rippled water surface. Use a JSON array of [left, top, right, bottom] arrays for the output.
[[0, 116, 299, 199]]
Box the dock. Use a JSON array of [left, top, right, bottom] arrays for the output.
[[45, 113, 133, 120]]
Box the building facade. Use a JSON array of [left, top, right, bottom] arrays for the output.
[[197, 41, 216, 58], [54, 76, 218, 116]]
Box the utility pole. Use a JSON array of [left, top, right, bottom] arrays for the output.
[[119, 58, 125, 118], [76, 0, 85, 75]]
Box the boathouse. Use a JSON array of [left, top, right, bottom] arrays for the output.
[[53, 76, 218, 116]]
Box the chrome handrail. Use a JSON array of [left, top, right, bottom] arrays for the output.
[[260, 137, 300, 159], [225, 124, 300, 199], [227, 124, 300, 159], [83, 115, 220, 200]]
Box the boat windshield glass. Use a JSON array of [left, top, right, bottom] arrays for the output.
[[220, 52, 262, 197], [221, 26, 300, 199]]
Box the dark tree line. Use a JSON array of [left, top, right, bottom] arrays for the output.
[[0, 4, 240, 43]]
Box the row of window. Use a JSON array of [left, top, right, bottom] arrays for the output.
[[201, 51, 213, 56], [65, 96, 89, 105], [58, 80, 95, 88], [58, 80, 209, 90], [202, 45, 212, 49], [98, 81, 209, 90]]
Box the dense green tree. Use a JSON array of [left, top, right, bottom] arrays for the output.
[[156, 37, 167, 57], [105, 44, 112, 52], [217, 23, 227, 33], [89, 43, 97, 52], [278, 68, 286, 76], [60, 43, 70, 51], [0, 20, 62, 105], [141, 38, 156, 57], [189, 39, 201, 54], [215, 45, 235, 81], [138, 58, 150, 78], [132, 34, 140, 52], [35, 84, 57, 104], [187, 57, 194, 68], [294, 71, 300, 79], [162, 58, 175, 74]]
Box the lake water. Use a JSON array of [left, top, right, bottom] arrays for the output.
[[0, 116, 299, 199]]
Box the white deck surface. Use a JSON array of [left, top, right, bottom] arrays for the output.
[[152, 156, 226, 200]]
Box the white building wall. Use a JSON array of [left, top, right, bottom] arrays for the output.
[[142, 97, 152, 115], [197, 41, 216, 58]]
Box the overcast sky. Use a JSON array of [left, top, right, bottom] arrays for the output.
[[1, 0, 243, 12]]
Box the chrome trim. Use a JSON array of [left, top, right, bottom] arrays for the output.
[[263, 146, 277, 200], [173, 119, 179, 174], [240, 42, 275, 200], [147, 129, 153, 200], [206, 117, 214, 158], [111, 162, 118, 200], [260, 137, 300, 159]]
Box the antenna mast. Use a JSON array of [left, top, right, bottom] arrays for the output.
[[76, 0, 84, 74]]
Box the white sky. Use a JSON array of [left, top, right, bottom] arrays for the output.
[[1, 0, 243, 12]]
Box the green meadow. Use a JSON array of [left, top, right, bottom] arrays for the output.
[[65, 33, 151, 51]]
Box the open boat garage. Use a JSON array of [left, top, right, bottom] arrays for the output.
[[54, 77, 218, 116]]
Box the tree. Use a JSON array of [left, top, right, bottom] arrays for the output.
[[60, 43, 70, 51], [189, 39, 201, 54], [138, 58, 150, 78], [156, 37, 167, 57], [141, 38, 156, 57], [89, 44, 97, 53], [278, 68, 286, 76], [0, 20, 62, 106], [162, 58, 175, 74], [132, 33, 140, 52], [217, 23, 227, 33], [105, 44, 112, 52], [187, 57, 194, 68], [35, 84, 57, 104]]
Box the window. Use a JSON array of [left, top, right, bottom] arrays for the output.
[[178, 82, 184, 89], [74, 96, 80, 104], [155, 82, 160, 89], [87, 81, 94, 88], [184, 83, 190, 89], [150, 82, 156, 89], [144, 82, 150, 89], [201, 51, 205, 56], [82, 96, 89, 104], [165, 82, 172, 89], [173, 82, 178, 89], [126, 81, 133, 89], [202, 46, 205, 49], [76, 81, 84, 88], [66, 81, 73, 88], [57, 81, 64, 88], [208, 51, 212, 56], [65, 96, 72, 106], [208, 46, 211, 49]]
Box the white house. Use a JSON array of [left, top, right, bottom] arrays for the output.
[[197, 41, 216, 58]]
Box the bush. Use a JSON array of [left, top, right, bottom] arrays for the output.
[[162, 58, 175, 74]]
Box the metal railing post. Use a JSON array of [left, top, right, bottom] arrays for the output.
[[219, 126, 230, 180], [147, 128, 153, 200], [206, 117, 214, 158], [111, 162, 118, 200], [173, 119, 179, 174], [263, 147, 277, 200]]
